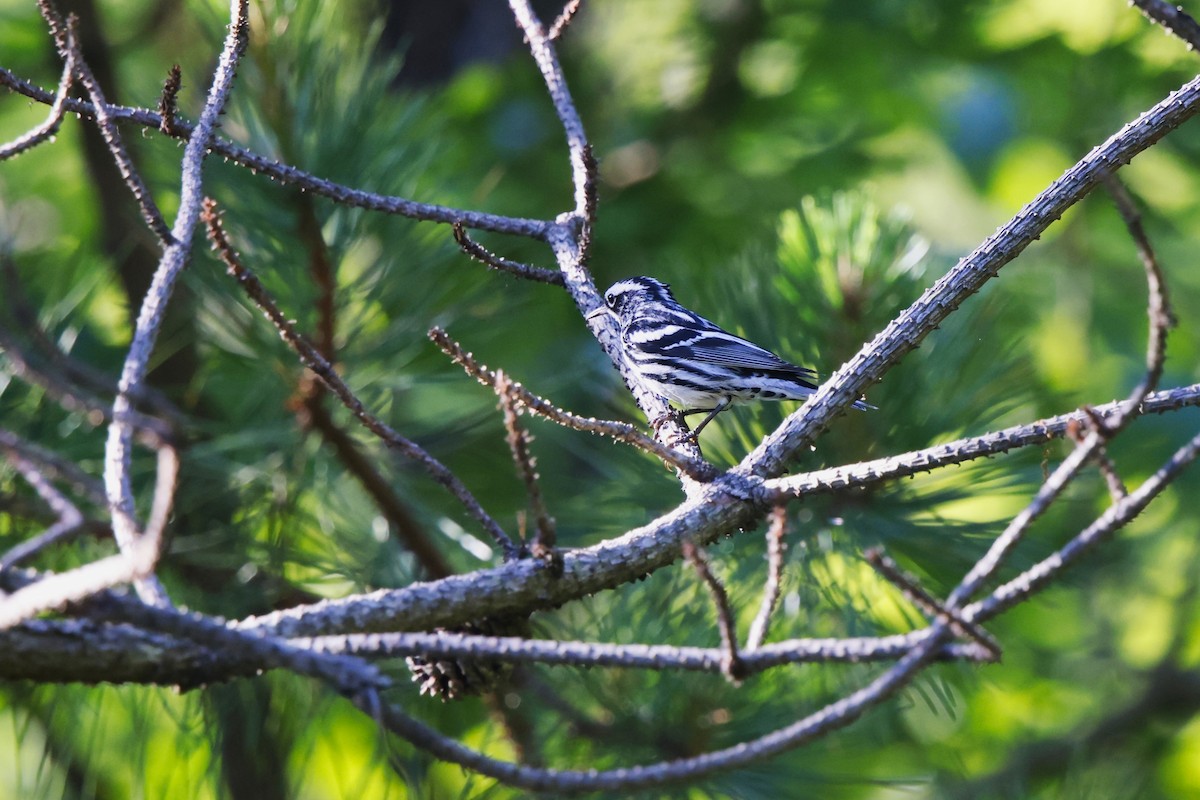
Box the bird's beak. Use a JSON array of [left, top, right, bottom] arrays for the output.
[[586, 306, 609, 322]]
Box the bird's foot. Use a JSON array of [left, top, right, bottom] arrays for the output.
[[649, 409, 681, 434], [650, 409, 697, 446]]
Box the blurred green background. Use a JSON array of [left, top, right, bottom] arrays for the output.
[[2, 0, 1200, 797]]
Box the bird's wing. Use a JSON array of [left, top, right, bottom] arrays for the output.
[[645, 319, 818, 377]]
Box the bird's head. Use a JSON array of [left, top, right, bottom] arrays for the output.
[[592, 276, 675, 322]]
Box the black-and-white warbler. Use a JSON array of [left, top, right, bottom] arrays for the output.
[[590, 276, 874, 438]]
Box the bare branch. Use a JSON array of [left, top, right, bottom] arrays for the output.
[[428, 326, 718, 481], [766, 384, 1200, 499], [945, 171, 1178, 607], [0, 458, 172, 629], [0, 429, 106, 509], [204, 201, 518, 560], [91, 589, 387, 695], [157, 64, 182, 136], [1104, 175, 1175, 420], [682, 540, 746, 683], [0, 549, 154, 629], [0, 44, 74, 161], [966, 426, 1200, 623], [865, 548, 1001, 661], [741, 72, 1200, 477], [364, 619, 955, 793], [508, 0, 590, 220], [1072, 413, 1127, 502], [144, 445, 179, 556], [1131, 0, 1200, 51], [0, 67, 551, 239], [451, 222, 565, 286], [301, 629, 992, 675], [36, 5, 172, 245], [946, 432, 1102, 609], [0, 453, 86, 570], [102, 0, 248, 608], [548, 0, 585, 41], [496, 371, 557, 557], [577, 143, 598, 264], [951, 357, 1186, 611], [745, 505, 787, 651]]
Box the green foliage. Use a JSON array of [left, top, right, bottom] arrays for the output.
[[3, 0, 1200, 798]]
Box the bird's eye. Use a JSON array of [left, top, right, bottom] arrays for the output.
[[605, 292, 618, 309]]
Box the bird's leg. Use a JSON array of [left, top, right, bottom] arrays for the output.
[[679, 396, 732, 442]]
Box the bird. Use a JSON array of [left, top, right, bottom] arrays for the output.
[[588, 276, 874, 440]]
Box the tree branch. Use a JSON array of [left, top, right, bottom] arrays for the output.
[[0, 67, 551, 239], [428, 326, 718, 481], [203, 200, 519, 561], [745, 505, 788, 651], [1131, 0, 1200, 51], [740, 72, 1200, 478], [0, 40, 74, 161]]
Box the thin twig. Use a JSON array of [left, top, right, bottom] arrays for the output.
[[1130, 0, 1200, 51], [144, 445, 179, 553], [967, 426, 1200, 623], [0, 544, 155, 629], [766, 384, 1200, 500], [0, 454, 86, 569], [740, 75, 1200, 479], [946, 429, 1102, 609], [548, 0, 584, 41], [36, 4, 173, 245], [0, 429, 107, 508], [1072, 413, 1127, 501], [293, 397, 453, 579], [365, 619, 956, 793], [865, 548, 1001, 661], [203, 201, 518, 560], [745, 505, 787, 651], [0, 447, 176, 628], [682, 541, 745, 683], [1104, 175, 1175, 420], [0, 44, 75, 161], [943, 173, 1176, 608], [157, 64, 182, 135], [508, 0, 590, 219], [0, 67, 551, 239], [428, 327, 718, 481], [577, 143, 598, 264], [0, 324, 173, 447], [451, 222, 564, 286], [102, 0, 249, 608], [496, 371, 558, 563]]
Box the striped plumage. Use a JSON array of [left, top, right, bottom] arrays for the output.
[[592, 276, 872, 438]]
